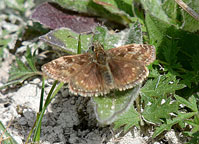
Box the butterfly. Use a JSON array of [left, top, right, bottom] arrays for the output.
[[42, 42, 155, 97]]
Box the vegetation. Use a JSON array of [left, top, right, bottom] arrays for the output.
[[0, 0, 199, 143]]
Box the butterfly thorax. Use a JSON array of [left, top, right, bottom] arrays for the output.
[[91, 42, 114, 88], [91, 42, 108, 65]]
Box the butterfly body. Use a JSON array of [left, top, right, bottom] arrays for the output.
[[42, 42, 155, 97]]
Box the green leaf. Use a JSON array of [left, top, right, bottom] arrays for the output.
[[191, 51, 199, 72], [162, 0, 178, 23], [39, 28, 92, 54], [4, 0, 25, 12], [175, 95, 198, 112], [140, 72, 185, 124], [8, 48, 38, 81], [146, 12, 199, 89], [113, 105, 140, 133], [185, 107, 199, 140], [53, 0, 132, 25], [124, 20, 143, 44], [141, 73, 185, 99], [145, 13, 171, 48], [92, 0, 133, 17], [0, 38, 11, 64], [181, 0, 199, 32], [153, 112, 196, 138], [33, 81, 64, 142], [25, 47, 37, 72], [92, 26, 121, 49], [41, 21, 144, 55], [142, 98, 178, 124], [92, 85, 140, 124], [93, 21, 143, 49], [0, 121, 18, 144], [162, 39, 182, 72], [0, 48, 39, 90], [187, 131, 199, 144], [139, 0, 171, 23]]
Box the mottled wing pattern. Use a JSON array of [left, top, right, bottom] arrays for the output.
[[108, 57, 149, 91], [107, 44, 156, 65], [41, 54, 90, 82], [42, 43, 155, 97], [69, 62, 110, 97]]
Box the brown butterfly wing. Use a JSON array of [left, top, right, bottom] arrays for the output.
[[41, 54, 90, 83], [107, 44, 156, 65], [108, 57, 149, 91], [69, 62, 111, 97]]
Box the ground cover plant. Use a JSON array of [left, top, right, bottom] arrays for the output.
[[0, 0, 199, 143]]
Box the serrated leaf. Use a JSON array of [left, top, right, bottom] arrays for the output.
[[181, 0, 199, 32], [25, 47, 37, 72], [0, 48, 39, 89], [191, 51, 199, 72], [153, 112, 196, 138], [185, 108, 199, 138], [139, 0, 171, 23], [181, 72, 199, 88], [162, 0, 178, 23], [141, 72, 185, 124], [187, 131, 199, 144], [141, 74, 185, 99], [31, 2, 98, 33], [92, 85, 140, 124], [175, 95, 198, 112], [142, 98, 178, 124], [146, 12, 199, 89], [145, 13, 171, 47], [113, 105, 140, 133], [162, 39, 182, 72]]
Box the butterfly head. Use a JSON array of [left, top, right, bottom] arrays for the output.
[[90, 41, 107, 65]]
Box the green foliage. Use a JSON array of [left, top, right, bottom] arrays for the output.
[[162, 0, 178, 22], [114, 72, 185, 134], [141, 73, 185, 99], [0, 48, 40, 90], [8, 48, 38, 81], [1, 0, 199, 143], [0, 121, 18, 144], [182, 0, 199, 32], [153, 112, 196, 138], [113, 105, 140, 133], [139, 0, 171, 23], [142, 98, 178, 124], [175, 95, 198, 112], [145, 13, 171, 48], [0, 39, 9, 64], [54, 0, 133, 25], [39, 28, 93, 54]]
